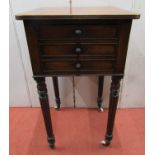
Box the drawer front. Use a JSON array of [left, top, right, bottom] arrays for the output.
[[24, 20, 132, 76], [38, 25, 118, 39], [41, 59, 114, 74], [40, 43, 117, 57]]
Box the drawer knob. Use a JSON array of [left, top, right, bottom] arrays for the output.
[[75, 29, 82, 35], [75, 47, 82, 54], [75, 62, 81, 69]]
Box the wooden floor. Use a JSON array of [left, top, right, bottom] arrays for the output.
[[10, 108, 144, 155]]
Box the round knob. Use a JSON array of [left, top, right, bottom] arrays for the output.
[[75, 47, 82, 54], [75, 29, 82, 35], [75, 62, 81, 69]]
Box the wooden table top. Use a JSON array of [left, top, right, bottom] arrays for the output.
[[16, 6, 140, 20]]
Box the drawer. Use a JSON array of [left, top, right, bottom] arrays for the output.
[[38, 25, 118, 39], [40, 43, 117, 57], [41, 59, 114, 74]]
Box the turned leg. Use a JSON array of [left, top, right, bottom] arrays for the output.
[[34, 77, 55, 148], [52, 76, 61, 110], [97, 76, 104, 112], [101, 76, 122, 146]]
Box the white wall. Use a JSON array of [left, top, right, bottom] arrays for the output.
[[120, 0, 145, 108], [9, 0, 145, 108], [9, 7, 31, 106]]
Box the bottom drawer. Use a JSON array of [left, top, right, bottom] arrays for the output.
[[41, 59, 115, 74]]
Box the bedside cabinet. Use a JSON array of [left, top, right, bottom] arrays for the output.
[[16, 6, 140, 148]]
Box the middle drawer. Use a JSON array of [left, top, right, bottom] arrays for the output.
[[39, 43, 117, 57]]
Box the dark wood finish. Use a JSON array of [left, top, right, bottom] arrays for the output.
[[34, 77, 55, 148], [41, 59, 115, 74], [23, 19, 132, 76], [16, 6, 140, 148], [102, 76, 122, 146], [97, 76, 104, 110], [40, 43, 117, 57], [38, 25, 118, 39], [24, 22, 41, 75], [52, 76, 61, 110]]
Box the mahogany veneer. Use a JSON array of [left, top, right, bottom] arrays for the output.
[[16, 6, 140, 148]]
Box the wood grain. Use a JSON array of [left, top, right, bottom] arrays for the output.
[[16, 6, 140, 20]]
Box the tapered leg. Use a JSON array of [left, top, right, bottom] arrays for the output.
[[52, 76, 61, 110], [97, 76, 104, 111], [34, 77, 55, 148], [101, 76, 122, 146]]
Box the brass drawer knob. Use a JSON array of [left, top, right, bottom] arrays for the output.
[[75, 47, 82, 54], [75, 29, 82, 35], [75, 62, 81, 69]]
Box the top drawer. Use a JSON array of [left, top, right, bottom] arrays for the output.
[[38, 25, 119, 39]]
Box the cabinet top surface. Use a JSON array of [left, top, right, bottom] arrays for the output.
[[16, 6, 140, 20]]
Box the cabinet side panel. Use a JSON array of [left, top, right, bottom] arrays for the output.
[[115, 20, 132, 73], [24, 20, 41, 75]]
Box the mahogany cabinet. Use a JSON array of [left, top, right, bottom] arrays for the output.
[[16, 6, 140, 148]]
